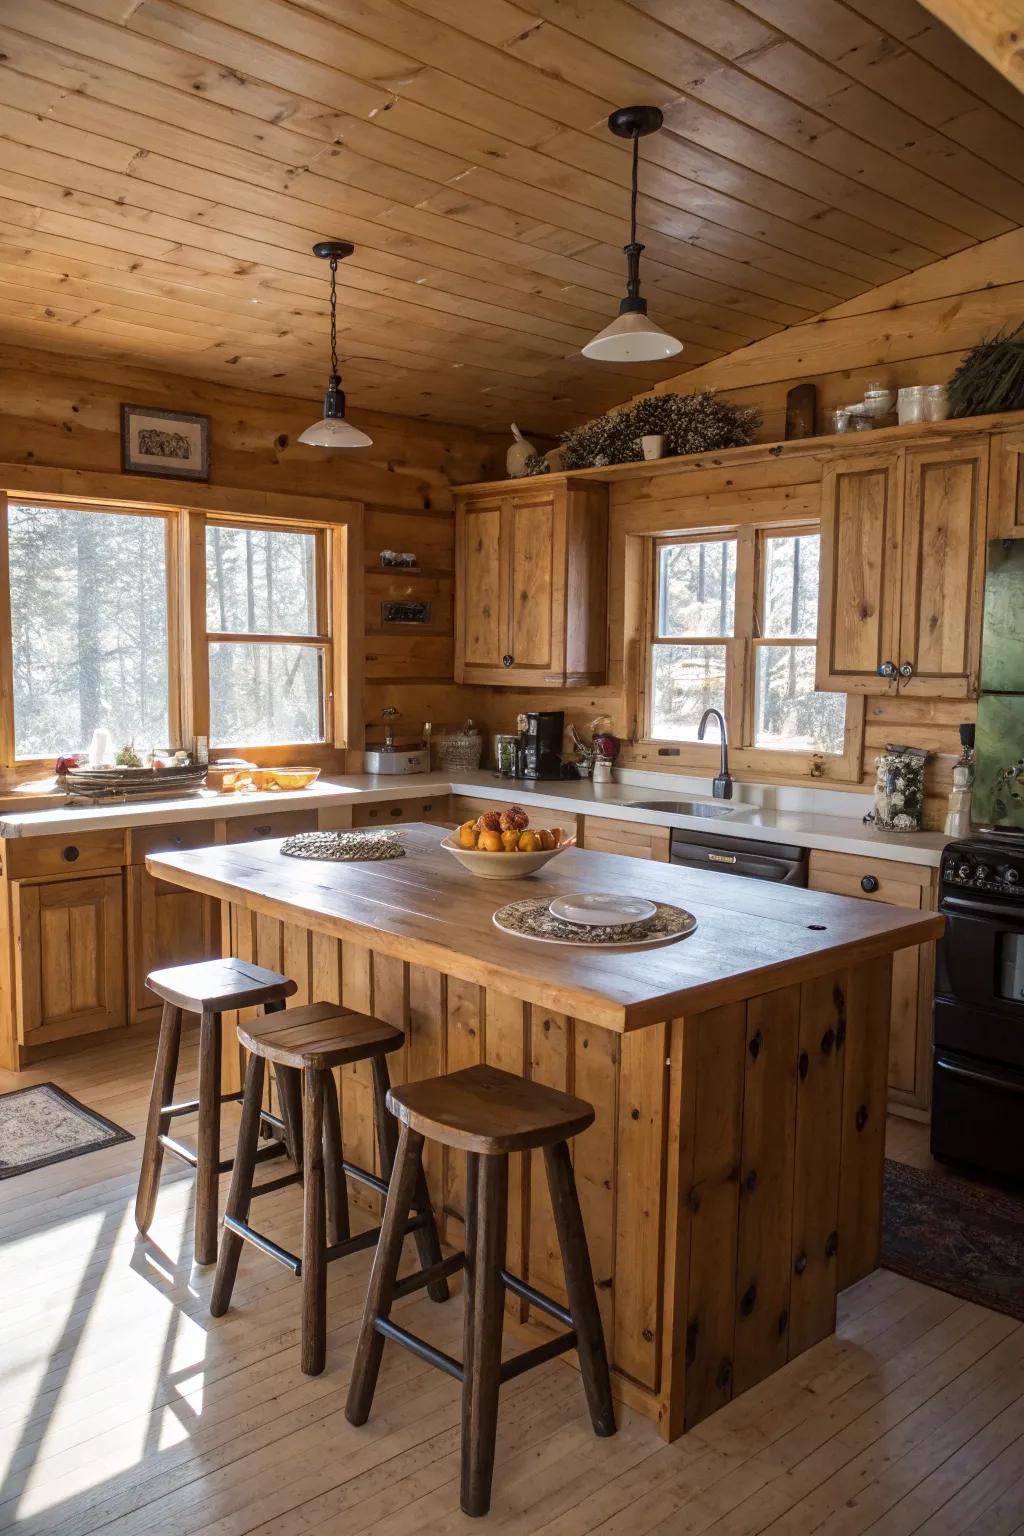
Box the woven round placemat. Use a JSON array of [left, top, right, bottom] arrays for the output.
[[492, 897, 696, 946], [279, 830, 405, 862]]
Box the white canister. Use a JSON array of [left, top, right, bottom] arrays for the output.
[[641, 434, 665, 461], [88, 727, 114, 767], [897, 385, 929, 425], [925, 384, 948, 422]]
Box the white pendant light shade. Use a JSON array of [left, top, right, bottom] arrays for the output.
[[582, 106, 683, 365], [301, 239, 372, 449], [298, 414, 372, 448], [582, 307, 684, 362]]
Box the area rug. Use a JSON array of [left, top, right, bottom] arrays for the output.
[[0, 1083, 133, 1179], [882, 1159, 1024, 1321]]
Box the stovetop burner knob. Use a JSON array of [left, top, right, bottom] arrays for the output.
[[956, 862, 972, 880], [975, 864, 990, 881], [1001, 866, 1020, 885]]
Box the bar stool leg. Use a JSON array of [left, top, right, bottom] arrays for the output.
[[135, 1002, 183, 1236], [345, 1122, 426, 1426], [543, 1140, 616, 1438], [274, 1064, 304, 1169], [461, 1151, 508, 1518], [371, 1056, 448, 1303], [194, 1009, 223, 1266], [301, 1067, 328, 1376], [322, 1072, 349, 1245], [211, 1051, 267, 1317]]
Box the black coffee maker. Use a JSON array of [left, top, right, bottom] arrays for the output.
[[516, 710, 564, 780]]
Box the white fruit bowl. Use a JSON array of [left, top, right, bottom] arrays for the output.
[[439, 830, 575, 880]]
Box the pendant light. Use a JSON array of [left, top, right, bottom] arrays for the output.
[[582, 107, 683, 363], [299, 240, 373, 448]]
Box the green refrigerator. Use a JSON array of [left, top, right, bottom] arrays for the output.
[[973, 539, 1024, 830]]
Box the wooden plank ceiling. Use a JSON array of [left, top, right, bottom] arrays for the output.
[[0, 0, 1021, 435]]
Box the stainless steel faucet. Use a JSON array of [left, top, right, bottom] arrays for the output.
[[698, 708, 733, 800]]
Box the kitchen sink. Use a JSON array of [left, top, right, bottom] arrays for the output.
[[625, 798, 735, 818]]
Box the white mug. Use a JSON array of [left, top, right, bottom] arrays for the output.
[[641, 434, 665, 461]]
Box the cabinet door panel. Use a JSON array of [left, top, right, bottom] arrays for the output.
[[507, 493, 559, 672], [899, 444, 987, 699], [128, 866, 216, 1023], [817, 453, 902, 693], [15, 875, 125, 1046], [988, 428, 1024, 539], [458, 496, 504, 675]]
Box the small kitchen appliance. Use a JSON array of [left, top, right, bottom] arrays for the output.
[[516, 710, 564, 781], [364, 708, 429, 775]]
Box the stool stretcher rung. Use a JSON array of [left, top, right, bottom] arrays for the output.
[[341, 1160, 390, 1198], [157, 1133, 198, 1168], [223, 1215, 301, 1274], [392, 1252, 465, 1301], [499, 1330, 578, 1383], [501, 1270, 574, 1328], [249, 1170, 303, 1198], [161, 1091, 244, 1118], [374, 1318, 464, 1382]]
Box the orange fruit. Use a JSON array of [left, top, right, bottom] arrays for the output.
[[478, 829, 503, 853], [458, 821, 478, 849], [518, 830, 541, 853], [501, 829, 520, 852]]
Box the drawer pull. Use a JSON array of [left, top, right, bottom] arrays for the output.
[[861, 875, 880, 893], [502, 654, 514, 667], [389, 807, 402, 817], [253, 824, 273, 835], [62, 845, 80, 863]]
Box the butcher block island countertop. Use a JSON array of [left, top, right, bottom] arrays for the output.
[[150, 824, 943, 1442]]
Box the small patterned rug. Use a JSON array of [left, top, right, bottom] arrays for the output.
[[882, 1159, 1024, 1321], [0, 1083, 133, 1179]]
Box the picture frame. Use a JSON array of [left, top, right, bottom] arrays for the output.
[[120, 404, 210, 481]]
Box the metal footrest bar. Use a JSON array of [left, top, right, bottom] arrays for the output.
[[341, 1160, 390, 1198], [223, 1215, 300, 1274], [374, 1318, 465, 1382], [501, 1270, 574, 1328], [499, 1330, 578, 1384], [161, 1091, 245, 1118], [158, 1134, 287, 1175], [392, 1252, 465, 1301]]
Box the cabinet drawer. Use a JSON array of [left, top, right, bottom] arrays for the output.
[[226, 810, 318, 843], [807, 849, 931, 908], [5, 829, 126, 880], [582, 816, 670, 862], [353, 797, 446, 828], [129, 820, 217, 865]]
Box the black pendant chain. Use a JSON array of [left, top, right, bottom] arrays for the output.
[[329, 255, 339, 378]]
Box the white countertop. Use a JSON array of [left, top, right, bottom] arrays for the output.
[[0, 767, 950, 867]]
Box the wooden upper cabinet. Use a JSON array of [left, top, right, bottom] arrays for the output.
[[988, 427, 1024, 539], [817, 440, 988, 701], [455, 479, 608, 687], [897, 442, 988, 699], [816, 453, 903, 694]]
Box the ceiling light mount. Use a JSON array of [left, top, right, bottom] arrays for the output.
[[299, 239, 372, 448], [581, 105, 683, 364]]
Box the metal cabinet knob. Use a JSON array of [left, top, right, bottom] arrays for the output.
[[861, 875, 879, 893], [502, 654, 514, 667], [62, 845, 80, 862], [878, 660, 897, 680], [254, 824, 273, 835], [898, 660, 914, 680]]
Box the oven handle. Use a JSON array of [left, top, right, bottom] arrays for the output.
[[941, 894, 1024, 924], [935, 1055, 1024, 1097]]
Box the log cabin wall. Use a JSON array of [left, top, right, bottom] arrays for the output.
[[0, 344, 504, 761], [458, 231, 1024, 824]]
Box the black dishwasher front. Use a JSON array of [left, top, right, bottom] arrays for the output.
[[669, 828, 808, 885]]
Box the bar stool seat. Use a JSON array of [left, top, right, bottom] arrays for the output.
[[346, 1063, 615, 1518], [212, 1001, 448, 1376], [135, 957, 297, 1267]]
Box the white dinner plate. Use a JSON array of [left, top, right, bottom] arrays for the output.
[[548, 893, 658, 927]]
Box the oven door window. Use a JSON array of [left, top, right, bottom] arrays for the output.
[[999, 933, 1024, 1003]]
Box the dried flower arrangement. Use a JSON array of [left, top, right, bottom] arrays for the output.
[[948, 324, 1024, 418], [554, 390, 761, 471]]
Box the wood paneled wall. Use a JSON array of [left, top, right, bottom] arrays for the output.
[[0, 345, 503, 755], [645, 228, 1024, 446]]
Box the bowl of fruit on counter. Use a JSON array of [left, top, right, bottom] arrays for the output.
[[441, 806, 574, 879]]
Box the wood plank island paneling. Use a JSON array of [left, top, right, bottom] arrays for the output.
[[0, 345, 504, 755], [0, 0, 1021, 431], [153, 828, 935, 1437]]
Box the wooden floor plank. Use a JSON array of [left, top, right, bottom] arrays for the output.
[[2, 1033, 1021, 1535]]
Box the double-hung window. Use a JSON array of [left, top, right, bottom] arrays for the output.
[[646, 524, 854, 776]]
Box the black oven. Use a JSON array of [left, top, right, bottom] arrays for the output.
[[932, 833, 1024, 1181]]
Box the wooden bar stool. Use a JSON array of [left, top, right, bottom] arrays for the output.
[[345, 1063, 616, 1518], [211, 1001, 449, 1376], [135, 957, 298, 1266]]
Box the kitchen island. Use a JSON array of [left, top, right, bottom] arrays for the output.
[[149, 824, 943, 1441]]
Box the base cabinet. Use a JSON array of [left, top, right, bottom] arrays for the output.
[[580, 816, 670, 861], [808, 849, 936, 1114], [13, 875, 126, 1048], [127, 867, 216, 1025]]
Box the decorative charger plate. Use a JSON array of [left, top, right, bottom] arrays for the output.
[[279, 830, 405, 862], [492, 897, 696, 947]]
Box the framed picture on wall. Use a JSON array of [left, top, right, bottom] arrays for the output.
[[121, 404, 210, 481]]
